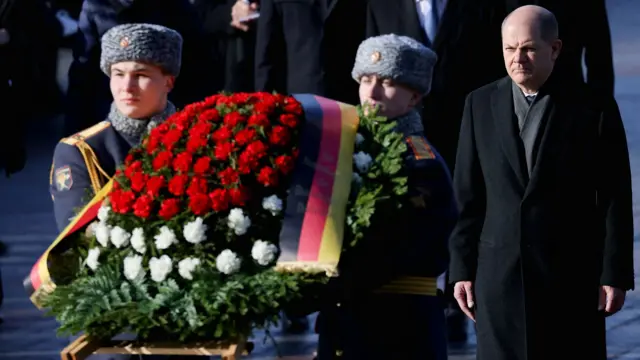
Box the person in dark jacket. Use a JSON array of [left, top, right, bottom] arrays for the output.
[[316, 34, 457, 360], [64, 0, 216, 135], [254, 0, 367, 105]]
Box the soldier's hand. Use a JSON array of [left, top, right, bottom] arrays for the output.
[[453, 281, 476, 322], [599, 285, 625, 316], [231, 0, 259, 32]]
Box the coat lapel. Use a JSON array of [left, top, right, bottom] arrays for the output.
[[491, 77, 529, 189], [523, 91, 575, 200]]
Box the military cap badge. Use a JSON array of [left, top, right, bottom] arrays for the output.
[[119, 36, 130, 48], [370, 51, 381, 64]]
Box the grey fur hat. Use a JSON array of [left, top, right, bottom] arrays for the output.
[[351, 34, 438, 95], [100, 23, 183, 76]]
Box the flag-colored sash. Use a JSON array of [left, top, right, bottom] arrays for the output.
[[25, 180, 114, 308], [277, 95, 359, 273]]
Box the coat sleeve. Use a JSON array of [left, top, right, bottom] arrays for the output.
[[598, 97, 634, 291], [50, 143, 93, 233], [448, 94, 486, 284], [253, 0, 284, 92], [584, 0, 615, 97], [193, 0, 234, 36]]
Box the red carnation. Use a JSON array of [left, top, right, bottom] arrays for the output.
[[209, 188, 230, 212], [218, 167, 239, 185], [269, 125, 291, 146], [214, 142, 234, 161], [158, 198, 181, 220], [193, 156, 212, 175], [187, 176, 208, 197], [253, 98, 276, 114], [275, 155, 295, 174], [257, 166, 278, 187], [133, 195, 154, 219], [130, 172, 148, 192], [212, 127, 233, 143], [168, 174, 189, 196], [237, 151, 259, 174], [146, 175, 165, 198], [152, 151, 173, 171], [186, 135, 207, 153], [234, 128, 257, 146], [279, 113, 299, 128], [284, 99, 303, 115], [124, 153, 135, 165], [248, 114, 270, 128], [162, 129, 183, 151], [229, 185, 250, 206], [189, 193, 210, 215], [223, 112, 246, 128], [125, 160, 143, 178], [199, 108, 220, 122], [110, 190, 136, 214], [172, 152, 192, 173], [245, 140, 267, 158]]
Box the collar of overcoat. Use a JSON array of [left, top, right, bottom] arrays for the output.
[[490, 73, 576, 200]]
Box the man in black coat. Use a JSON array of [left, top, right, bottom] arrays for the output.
[[254, 0, 367, 105], [449, 5, 634, 360]]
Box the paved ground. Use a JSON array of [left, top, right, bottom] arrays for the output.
[[1, 1, 639, 359]]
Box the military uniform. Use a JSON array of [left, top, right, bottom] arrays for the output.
[[50, 22, 181, 233], [315, 34, 457, 360]]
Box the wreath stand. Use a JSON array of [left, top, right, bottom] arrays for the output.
[[61, 334, 254, 360]]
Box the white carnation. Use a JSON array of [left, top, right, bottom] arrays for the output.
[[183, 217, 207, 244], [353, 151, 373, 173], [85, 247, 100, 271], [262, 195, 283, 216], [216, 249, 242, 275], [352, 172, 363, 185], [149, 255, 173, 283], [355, 133, 365, 146], [251, 240, 279, 266], [123, 255, 144, 281], [130, 228, 146, 254], [227, 208, 251, 236], [154, 226, 177, 250], [94, 222, 111, 247], [110, 226, 130, 248], [178, 258, 201, 280], [97, 205, 110, 222]]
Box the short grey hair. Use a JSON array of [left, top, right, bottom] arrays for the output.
[[502, 5, 559, 43]]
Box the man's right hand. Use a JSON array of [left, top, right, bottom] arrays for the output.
[[453, 281, 476, 322], [231, 0, 259, 32]]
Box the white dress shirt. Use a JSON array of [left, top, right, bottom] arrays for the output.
[[415, 0, 448, 45]]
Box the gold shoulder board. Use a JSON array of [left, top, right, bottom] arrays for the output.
[[406, 135, 435, 160], [60, 121, 111, 146]]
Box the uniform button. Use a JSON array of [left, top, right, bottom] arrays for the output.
[[335, 350, 343, 357], [336, 302, 341, 307]]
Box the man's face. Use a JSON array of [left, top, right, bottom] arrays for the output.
[[358, 75, 421, 119], [502, 22, 561, 90], [110, 61, 174, 119]]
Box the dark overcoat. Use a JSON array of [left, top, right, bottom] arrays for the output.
[[448, 75, 635, 360]]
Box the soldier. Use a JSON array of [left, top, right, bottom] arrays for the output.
[[50, 23, 182, 233], [315, 34, 457, 360]]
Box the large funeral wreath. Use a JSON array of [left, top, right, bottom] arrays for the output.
[[40, 93, 409, 344]]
